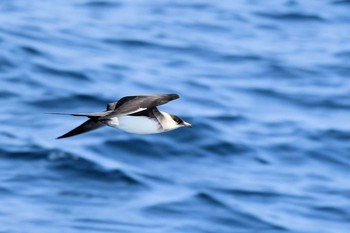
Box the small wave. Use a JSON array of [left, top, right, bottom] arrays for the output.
[[103, 137, 181, 158], [213, 187, 308, 202], [104, 38, 159, 49], [81, 0, 122, 8], [34, 63, 90, 81], [0, 54, 14, 72], [255, 11, 325, 22], [246, 86, 350, 110], [0, 26, 46, 42], [220, 53, 264, 63], [332, 0, 350, 5], [0, 146, 144, 185], [20, 45, 45, 57], [50, 156, 144, 185], [0, 90, 18, 98], [29, 93, 108, 110], [312, 129, 350, 141], [203, 141, 252, 156], [312, 206, 350, 221], [0, 147, 52, 161], [104, 38, 223, 61], [144, 191, 230, 216], [0, 186, 13, 195], [167, 2, 212, 10], [334, 51, 350, 58], [309, 150, 350, 168], [145, 191, 287, 231], [46, 149, 144, 185]]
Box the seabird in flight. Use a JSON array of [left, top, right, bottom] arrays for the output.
[[51, 94, 192, 139]]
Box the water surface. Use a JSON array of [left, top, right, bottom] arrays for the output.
[[1, 0, 350, 232]]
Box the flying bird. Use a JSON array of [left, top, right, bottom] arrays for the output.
[[52, 94, 192, 139]]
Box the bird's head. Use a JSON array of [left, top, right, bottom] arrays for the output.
[[169, 114, 192, 129]]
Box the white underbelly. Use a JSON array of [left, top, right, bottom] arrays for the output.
[[107, 116, 161, 134]]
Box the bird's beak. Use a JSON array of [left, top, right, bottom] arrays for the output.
[[183, 121, 192, 128]]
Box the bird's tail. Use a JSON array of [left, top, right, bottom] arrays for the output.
[[46, 111, 109, 117]]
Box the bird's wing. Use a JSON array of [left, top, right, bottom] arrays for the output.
[[104, 94, 179, 117], [128, 107, 165, 129], [57, 119, 105, 139]]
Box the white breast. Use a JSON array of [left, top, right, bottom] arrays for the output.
[[108, 116, 162, 134]]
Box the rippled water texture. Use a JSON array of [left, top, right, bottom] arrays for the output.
[[1, 0, 350, 232]]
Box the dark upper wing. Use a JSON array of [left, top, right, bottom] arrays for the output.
[[57, 119, 105, 139], [105, 94, 179, 116]]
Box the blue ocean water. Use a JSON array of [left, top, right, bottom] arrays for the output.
[[1, 0, 350, 232]]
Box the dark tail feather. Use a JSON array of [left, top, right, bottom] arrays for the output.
[[47, 112, 109, 117], [57, 119, 105, 139]]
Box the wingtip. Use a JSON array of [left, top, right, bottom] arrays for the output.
[[170, 93, 180, 99]]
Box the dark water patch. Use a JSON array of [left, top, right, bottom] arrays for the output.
[[186, 79, 211, 90], [332, 0, 350, 5], [203, 141, 252, 156], [210, 114, 247, 123], [312, 206, 350, 221], [262, 63, 320, 80], [0, 26, 46, 42], [104, 63, 131, 72], [0, 147, 53, 161], [164, 59, 191, 69], [58, 190, 109, 200], [318, 64, 350, 79], [20, 45, 44, 57], [73, 217, 161, 233], [188, 95, 227, 110], [308, 129, 350, 141], [168, 2, 212, 10], [264, 143, 310, 165], [0, 90, 18, 98], [0, 186, 13, 195], [103, 138, 183, 158], [49, 155, 144, 185], [71, 225, 122, 233], [0, 55, 14, 72], [105, 38, 186, 55], [0, 132, 16, 140], [34, 63, 90, 81], [196, 192, 229, 208], [81, 0, 122, 8], [213, 187, 311, 204], [247, 87, 350, 110], [185, 22, 228, 33], [306, 184, 350, 198], [0, 147, 144, 185], [76, 218, 157, 230], [245, 87, 292, 103], [145, 191, 286, 231], [308, 150, 350, 168], [104, 38, 158, 49], [104, 38, 221, 60], [316, 96, 350, 109], [334, 50, 350, 58], [30, 93, 107, 110], [306, 130, 350, 167], [219, 53, 264, 63], [144, 191, 230, 217], [255, 11, 325, 22]]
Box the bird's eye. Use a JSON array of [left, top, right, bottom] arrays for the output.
[[172, 115, 182, 124]]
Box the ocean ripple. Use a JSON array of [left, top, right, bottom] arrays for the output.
[[1, 0, 350, 233]]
